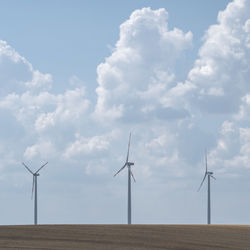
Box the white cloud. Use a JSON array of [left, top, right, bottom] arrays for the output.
[[208, 121, 250, 175], [1, 1, 250, 195], [187, 0, 250, 114], [64, 133, 110, 159], [181, 0, 250, 176], [35, 87, 90, 132], [91, 2, 250, 182], [0, 40, 92, 171], [235, 94, 250, 120], [24, 70, 52, 91], [95, 7, 192, 122], [24, 139, 56, 160], [0, 40, 52, 96]]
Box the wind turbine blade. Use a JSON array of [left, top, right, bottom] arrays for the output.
[[130, 170, 136, 182], [31, 175, 35, 200], [22, 163, 34, 175], [113, 163, 127, 177], [35, 162, 48, 174], [197, 173, 207, 192], [211, 175, 216, 180], [205, 149, 208, 173], [126, 132, 131, 163]]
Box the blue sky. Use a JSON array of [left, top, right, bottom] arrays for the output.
[[1, 0, 250, 225], [0, 0, 230, 93]]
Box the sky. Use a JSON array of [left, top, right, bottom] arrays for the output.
[[0, 0, 250, 225]]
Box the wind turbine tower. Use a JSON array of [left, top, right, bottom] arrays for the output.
[[22, 162, 48, 225], [114, 133, 136, 224], [198, 151, 215, 224]]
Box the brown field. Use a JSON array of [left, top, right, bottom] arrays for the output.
[[0, 224, 249, 249]]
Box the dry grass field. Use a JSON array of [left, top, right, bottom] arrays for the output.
[[0, 224, 249, 249]]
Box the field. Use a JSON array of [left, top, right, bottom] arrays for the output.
[[0, 224, 249, 249]]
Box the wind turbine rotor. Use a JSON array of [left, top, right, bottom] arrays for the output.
[[22, 163, 34, 175], [114, 163, 127, 177], [197, 172, 207, 192], [35, 162, 48, 174], [126, 132, 132, 163], [31, 175, 35, 200], [21, 161, 48, 225], [130, 170, 136, 182], [205, 149, 208, 173], [114, 133, 133, 177], [198, 150, 211, 192]]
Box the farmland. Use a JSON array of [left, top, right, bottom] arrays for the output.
[[0, 224, 249, 249]]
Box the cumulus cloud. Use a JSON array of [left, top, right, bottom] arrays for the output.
[[92, 0, 250, 181], [0, 40, 52, 95], [64, 133, 110, 159], [95, 7, 193, 122], [24, 139, 56, 160], [181, 0, 250, 176], [187, 0, 250, 114], [35, 87, 90, 132], [208, 120, 250, 178], [1, 0, 250, 185], [0, 41, 91, 164]]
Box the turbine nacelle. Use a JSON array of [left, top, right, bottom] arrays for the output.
[[127, 162, 134, 166]]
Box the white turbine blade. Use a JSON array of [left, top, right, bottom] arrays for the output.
[[197, 173, 207, 192], [205, 149, 208, 173], [126, 132, 131, 163], [35, 162, 48, 174], [114, 163, 127, 177], [211, 175, 216, 180], [130, 170, 136, 182], [22, 163, 34, 175], [31, 175, 35, 200]]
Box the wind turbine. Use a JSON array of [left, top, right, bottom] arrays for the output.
[[198, 150, 215, 225], [22, 162, 48, 225], [114, 133, 136, 225]]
